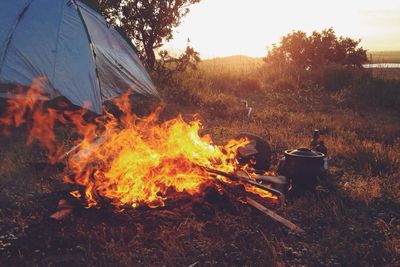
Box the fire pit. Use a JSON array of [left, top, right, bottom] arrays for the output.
[[0, 89, 304, 234]]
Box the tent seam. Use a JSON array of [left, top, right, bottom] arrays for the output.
[[78, 4, 140, 55], [78, 2, 158, 98], [73, 0, 103, 111], [51, 0, 66, 87], [0, 0, 34, 76]]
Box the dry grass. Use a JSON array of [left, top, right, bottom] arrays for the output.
[[368, 67, 400, 80], [162, 62, 400, 204], [1, 56, 399, 265], [157, 57, 400, 264]]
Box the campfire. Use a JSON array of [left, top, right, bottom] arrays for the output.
[[0, 80, 303, 233]]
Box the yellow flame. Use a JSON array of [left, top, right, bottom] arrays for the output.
[[0, 81, 275, 208]]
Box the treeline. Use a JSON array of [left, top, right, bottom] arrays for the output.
[[265, 28, 367, 69], [169, 28, 400, 112], [89, 0, 399, 111], [260, 28, 400, 110]]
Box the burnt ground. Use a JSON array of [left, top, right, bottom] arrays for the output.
[[0, 127, 399, 266]]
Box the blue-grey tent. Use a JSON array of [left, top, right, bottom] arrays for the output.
[[0, 0, 158, 114]]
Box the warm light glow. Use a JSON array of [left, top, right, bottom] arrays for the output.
[[166, 0, 400, 58], [66, 107, 248, 208], [0, 81, 275, 208]]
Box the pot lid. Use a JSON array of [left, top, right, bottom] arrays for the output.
[[284, 147, 325, 158]]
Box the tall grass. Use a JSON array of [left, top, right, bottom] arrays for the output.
[[161, 56, 400, 205]]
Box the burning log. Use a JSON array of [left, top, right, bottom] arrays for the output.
[[60, 135, 108, 161], [202, 166, 285, 206], [1, 82, 307, 237]]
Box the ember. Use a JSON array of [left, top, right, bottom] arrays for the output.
[[0, 81, 275, 209]]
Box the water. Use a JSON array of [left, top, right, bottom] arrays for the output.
[[363, 63, 400, 68]]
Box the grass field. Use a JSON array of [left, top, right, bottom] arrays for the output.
[[1, 56, 399, 266], [369, 51, 400, 63], [367, 67, 400, 80], [163, 56, 400, 265]]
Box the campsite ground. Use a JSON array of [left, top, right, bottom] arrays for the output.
[[0, 57, 399, 266]]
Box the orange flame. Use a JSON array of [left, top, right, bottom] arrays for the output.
[[66, 111, 247, 208], [0, 78, 64, 163], [0, 80, 274, 208]]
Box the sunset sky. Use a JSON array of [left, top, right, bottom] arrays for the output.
[[167, 0, 400, 58]]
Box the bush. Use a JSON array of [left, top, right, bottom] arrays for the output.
[[350, 77, 400, 110], [162, 85, 202, 107], [210, 74, 236, 92], [310, 64, 355, 91], [270, 78, 296, 92], [235, 78, 262, 97]]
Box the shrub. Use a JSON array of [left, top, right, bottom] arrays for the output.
[[162, 85, 202, 107], [210, 75, 236, 92], [270, 78, 296, 92], [235, 78, 262, 97], [351, 77, 400, 110], [310, 64, 355, 91]]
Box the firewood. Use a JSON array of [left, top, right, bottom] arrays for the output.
[[50, 209, 73, 221], [60, 135, 108, 161], [246, 197, 305, 234], [202, 166, 285, 206]]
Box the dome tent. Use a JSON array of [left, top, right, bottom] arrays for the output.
[[0, 0, 158, 114]]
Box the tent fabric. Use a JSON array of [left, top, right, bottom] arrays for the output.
[[0, 0, 157, 114], [78, 2, 155, 99]]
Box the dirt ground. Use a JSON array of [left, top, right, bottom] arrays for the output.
[[0, 113, 399, 266]]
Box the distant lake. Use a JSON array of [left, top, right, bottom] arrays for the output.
[[363, 63, 400, 68]]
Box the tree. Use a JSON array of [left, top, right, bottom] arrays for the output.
[[264, 28, 368, 70], [156, 45, 200, 82], [94, 0, 201, 70]]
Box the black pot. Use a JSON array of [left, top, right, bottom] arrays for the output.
[[280, 148, 325, 190]]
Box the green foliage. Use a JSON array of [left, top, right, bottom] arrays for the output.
[[309, 64, 361, 91], [95, 0, 201, 70], [155, 45, 201, 85], [260, 28, 399, 111], [175, 52, 400, 112], [322, 65, 356, 91], [265, 28, 368, 70]]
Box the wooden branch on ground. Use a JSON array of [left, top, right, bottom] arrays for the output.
[[246, 197, 305, 234], [210, 174, 302, 234]]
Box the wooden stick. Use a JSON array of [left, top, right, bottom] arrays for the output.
[[212, 176, 303, 234], [246, 197, 305, 234], [59, 135, 107, 161], [203, 167, 283, 197]]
